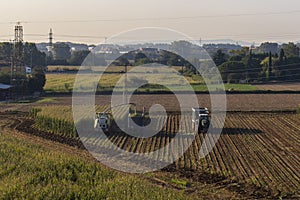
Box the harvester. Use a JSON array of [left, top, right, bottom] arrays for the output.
[[94, 112, 112, 132], [94, 103, 138, 133]]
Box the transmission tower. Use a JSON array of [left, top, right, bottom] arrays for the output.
[[10, 22, 25, 98], [14, 22, 23, 43], [49, 28, 53, 47]]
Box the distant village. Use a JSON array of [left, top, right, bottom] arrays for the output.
[[1, 25, 300, 100]]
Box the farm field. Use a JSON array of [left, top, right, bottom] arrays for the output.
[[0, 111, 246, 199], [44, 73, 257, 93], [255, 83, 300, 91], [0, 124, 209, 199], [0, 92, 299, 199], [35, 93, 300, 112], [85, 112, 300, 197], [25, 104, 300, 198]]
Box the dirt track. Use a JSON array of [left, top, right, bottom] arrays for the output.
[[255, 83, 300, 91]]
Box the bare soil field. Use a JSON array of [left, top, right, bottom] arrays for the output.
[[255, 83, 300, 91], [40, 93, 300, 111], [77, 112, 299, 198]]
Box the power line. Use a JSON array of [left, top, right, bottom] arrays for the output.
[[223, 78, 300, 84], [214, 74, 300, 83], [214, 66, 300, 75], [54, 34, 106, 39], [1, 32, 300, 43], [216, 63, 300, 74], [1, 10, 300, 25]]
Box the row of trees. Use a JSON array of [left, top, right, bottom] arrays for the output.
[[0, 67, 46, 95], [48, 42, 90, 66], [112, 42, 300, 83], [2, 41, 299, 88], [0, 42, 46, 95], [213, 43, 300, 83], [0, 42, 46, 66]]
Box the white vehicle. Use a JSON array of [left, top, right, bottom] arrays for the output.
[[94, 112, 112, 132], [94, 103, 136, 132], [192, 107, 210, 133]]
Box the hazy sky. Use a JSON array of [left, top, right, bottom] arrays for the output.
[[1, 0, 300, 44]]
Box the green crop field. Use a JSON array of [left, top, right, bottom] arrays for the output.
[[44, 73, 257, 93], [0, 131, 195, 199]]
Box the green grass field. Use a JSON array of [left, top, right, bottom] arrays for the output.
[[0, 131, 194, 200]]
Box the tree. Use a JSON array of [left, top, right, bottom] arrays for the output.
[[23, 42, 46, 67], [134, 52, 150, 65], [256, 42, 278, 54], [167, 54, 182, 66], [111, 56, 130, 66], [245, 54, 262, 81], [280, 43, 299, 58], [68, 50, 90, 66], [0, 42, 13, 63], [279, 48, 285, 64], [268, 51, 272, 80], [83, 53, 107, 66], [170, 40, 193, 53], [0, 72, 10, 84], [213, 50, 227, 66], [229, 54, 243, 62], [27, 67, 46, 94], [245, 50, 253, 82], [219, 61, 246, 83], [52, 42, 71, 62]]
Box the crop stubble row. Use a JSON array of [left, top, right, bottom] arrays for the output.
[[81, 113, 299, 194]]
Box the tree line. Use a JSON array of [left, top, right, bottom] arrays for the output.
[[1, 41, 299, 92], [213, 42, 300, 83], [0, 42, 46, 95]]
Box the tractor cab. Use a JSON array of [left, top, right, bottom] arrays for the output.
[[94, 112, 111, 132], [192, 107, 210, 133], [94, 103, 137, 133]]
